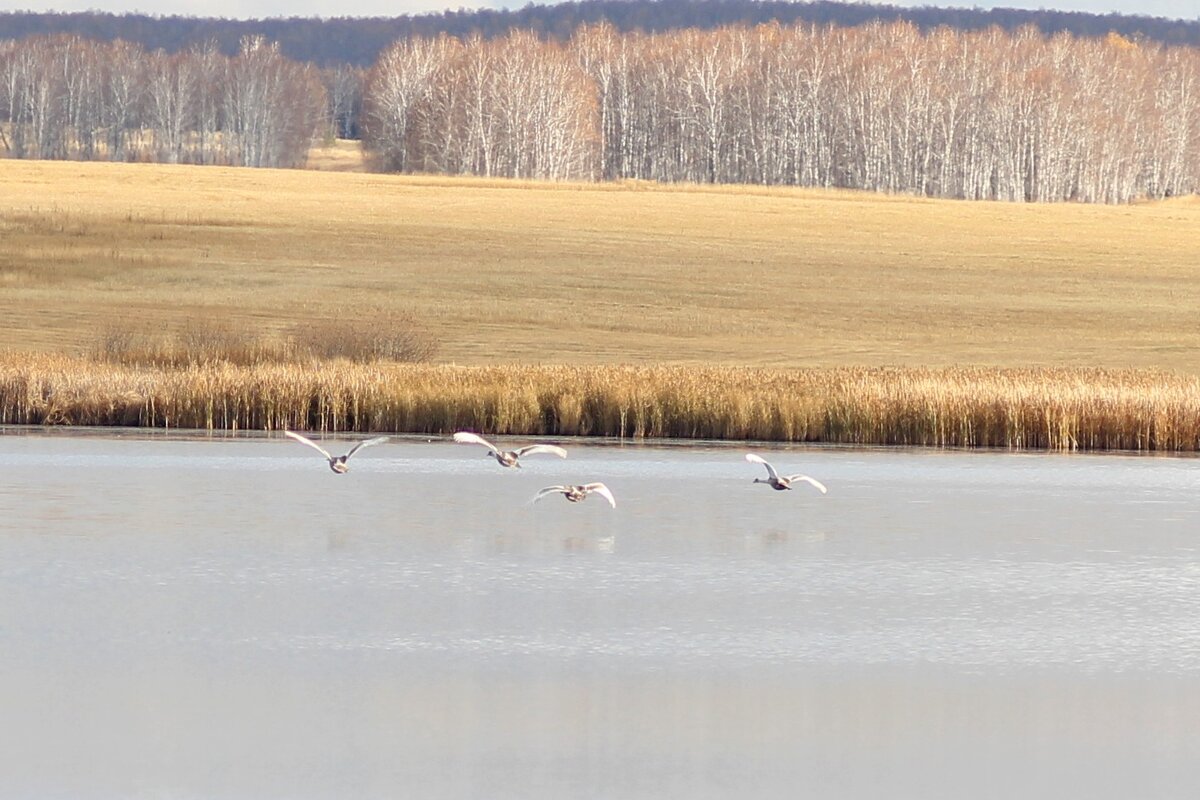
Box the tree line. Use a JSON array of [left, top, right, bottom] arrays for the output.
[[362, 22, 1200, 202], [3, 21, 1199, 202], [0, 34, 326, 167]]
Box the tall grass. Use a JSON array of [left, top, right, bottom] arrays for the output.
[[286, 311, 437, 364], [2, 354, 1198, 451], [90, 314, 437, 367]]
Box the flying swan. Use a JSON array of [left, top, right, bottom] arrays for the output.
[[533, 483, 617, 508], [453, 431, 567, 468], [745, 453, 827, 493], [283, 430, 389, 474]]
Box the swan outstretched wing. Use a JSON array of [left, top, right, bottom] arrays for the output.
[[284, 430, 333, 460], [453, 431, 499, 454], [784, 474, 828, 494], [584, 482, 616, 508], [533, 485, 569, 503], [745, 453, 780, 481], [515, 444, 568, 459], [346, 435, 390, 460]]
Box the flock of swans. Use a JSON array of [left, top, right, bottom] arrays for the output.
[[282, 429, 828, 508]]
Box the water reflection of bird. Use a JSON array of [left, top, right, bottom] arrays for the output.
[[563, 535, 616, 554], [453, 431, 567, 468], [489, 533, 616, 555], [533, 483, 617, 508], [746, 453, 827, 493], [283, 430, 389, 474]]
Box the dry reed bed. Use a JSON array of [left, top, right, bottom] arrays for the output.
[[3, 354, 1200, 451]]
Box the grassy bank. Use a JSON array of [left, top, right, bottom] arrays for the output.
[[5, 161, 1200, 450], [3, 161, 1200, 371], [3, 354, 1199, 451]]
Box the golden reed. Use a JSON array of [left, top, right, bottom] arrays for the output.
[[3, 354, 1200, 451]]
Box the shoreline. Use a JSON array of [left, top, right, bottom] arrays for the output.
[[4, 355, 1199, 452]]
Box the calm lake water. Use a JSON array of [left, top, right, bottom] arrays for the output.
[[2, 429, 1199, 799]]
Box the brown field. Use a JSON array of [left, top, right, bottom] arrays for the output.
[[3, 157, 1200, 371], [304, 138, 369, 173], [3, 157, 1200, 447]]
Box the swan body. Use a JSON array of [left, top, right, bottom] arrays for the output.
[[453, 431, 567, 468], [284, 430, 389, 474], [746, 453, 827, 494], [533, 483, 616, 508]]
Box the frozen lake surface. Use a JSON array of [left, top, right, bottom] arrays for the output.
[[2, 430, 1199, 798]]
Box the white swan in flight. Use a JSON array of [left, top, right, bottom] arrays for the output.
[[746, 453, 827, 493], [533, 483, 617, 508], [284, 430, 389, 474], [453, 431, 567, 468]]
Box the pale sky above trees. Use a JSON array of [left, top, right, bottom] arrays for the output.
[[0, 0, 1196, 22]]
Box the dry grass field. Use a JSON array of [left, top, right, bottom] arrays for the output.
[[3, 157, 1200, 447], [3, 157, 1200, 371], [304, 138, 369, 172]]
